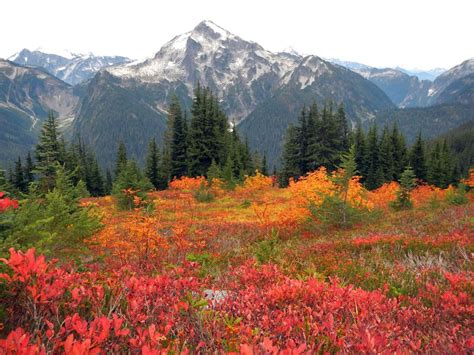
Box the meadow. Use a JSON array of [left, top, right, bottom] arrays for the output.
[[0, 169, 473, 353]]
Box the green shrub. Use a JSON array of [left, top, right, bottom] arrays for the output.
[[112, 161, 153, 210], [193, 183, 215, 203], [0, 166, 101, 257], [390, 167, 416, 211], [445, 184, 469, 205], [309, 194, 368, 229]]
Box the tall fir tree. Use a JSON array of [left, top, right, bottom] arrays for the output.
[[114, 142, 128, 179], [279, 125, 301, 187], [353, 125, 368, 181], [390, 124, 407, 181], [24, 152, 35, 188], [35, 112, 63, 191], [365, 125, 384, 190], [261, 153, 268, 176], [145, 138, 161, 189], [13, 157, 27, 193], [409, 133, 427, 182], [379, 128, 395, 182], [169, 96, 188, 178]]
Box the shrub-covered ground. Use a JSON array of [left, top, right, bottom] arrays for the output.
[[0, 171, 473, 353]]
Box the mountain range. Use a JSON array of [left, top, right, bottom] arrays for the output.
[[8, 49, 132, 86], [1, 20, 473, 169]]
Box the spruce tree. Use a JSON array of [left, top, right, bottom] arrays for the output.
[[105, 169, 113, 195], [35, 112, 62, 191], [13, 157, 27, 193], [207, 159, 221, 181], [261, 153, 268, 176], [279, 125, 301, 187], [379, 128, 395, 182], [24, 152, 35, 187], [114, 142, 127, 178], [354, 125, 368, 181], [145, 138, 161, 189], [391, 124, 407, 181], [336, 103, 349, 152], [365, 126, 384, 190], [169, 96, 188, 178], [410, 133, 427, 182], [391, 167, 416, 210]]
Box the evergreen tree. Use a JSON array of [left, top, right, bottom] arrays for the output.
[[391, 167, 416, 210], [336, 103, 350, 151], [353, 125, 368, 180], [427, 139, 453, 188], [222, 156, 235, 188], [114, 142, 127, 178], [13, 157, 27, 193], [279, 125, 301, 187], [35, 112, 62, 191], [365, 125, 384, 190], [169, 96, 188, 178], [261, 153, 268, 176], [410, 133, 427, 182], [145, 138, 161, 189], [88, 159, 105, 196], [105, 169, 113, 195], [188, 86, 229, 176], [390, 124, 407, 181], [24, 152, 35, 187], [207, 159, 221, 182], [306, 103, 322, 171], [112, 160, 153, 210], [379, 128, 395, 182]]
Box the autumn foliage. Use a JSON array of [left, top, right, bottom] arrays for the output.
[[0, 192, 18, 213], [0, 169, 472, 353]]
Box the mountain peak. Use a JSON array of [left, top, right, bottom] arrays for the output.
[[193, 20, 231, 38]]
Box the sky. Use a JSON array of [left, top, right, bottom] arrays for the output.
[[1, 0, 473, 70]]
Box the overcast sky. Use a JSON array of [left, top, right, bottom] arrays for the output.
[[1, 0, 472, 70]]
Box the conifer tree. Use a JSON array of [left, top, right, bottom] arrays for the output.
[[24, 152, 35, 187], [353, 125, 368, 181], [169, 96, 188, 178], [410, 133, 427, 182], [35, 112, 62, 191], [105, 169, 113, 195], [279, 125, 301, 187], [391, 166, 416, 210], [336, 103, 349, 151], [207, 159, 221, 182], [390, 124, 407, 181], [13, 157, 27, 193], [379, 128, 395, 182], [145, 138, 161, 189], [114, 142, 127, 178], [365, 125, 384, 190], [261, 153, 268, 176]]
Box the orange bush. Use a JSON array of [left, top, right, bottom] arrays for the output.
[[368, 182, 399, 210], [169, 176, 206, 191]]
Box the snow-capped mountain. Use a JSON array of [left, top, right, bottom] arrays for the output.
[[73, 20, 393, 168], [106, 20, 301, 121], [0, 59, 79, 164], [9, 49, 132, 86]]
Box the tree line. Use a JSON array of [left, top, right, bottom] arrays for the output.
[[279, 101, 461, 189]]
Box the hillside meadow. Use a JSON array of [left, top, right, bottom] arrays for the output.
[[0, 169, 473, 353]]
